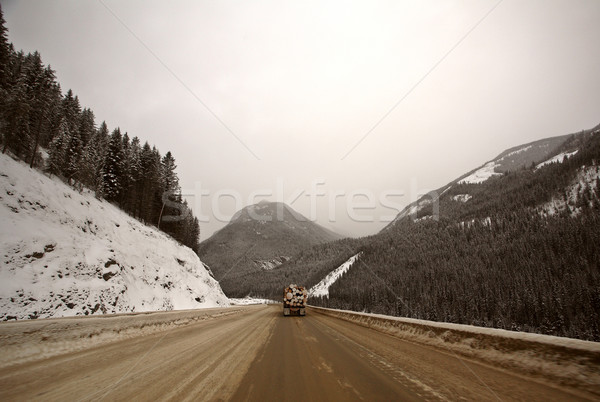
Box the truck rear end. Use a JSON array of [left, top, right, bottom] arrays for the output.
[[283, 284, 307, 316]]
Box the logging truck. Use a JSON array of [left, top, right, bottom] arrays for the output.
[[283, 284, 307, 316]]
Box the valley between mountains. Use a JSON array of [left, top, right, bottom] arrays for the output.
[[2, 3, 600, 400], [2, 113, 600, 401], [197, 124, 600, 342], [2, 124, 600, 338]]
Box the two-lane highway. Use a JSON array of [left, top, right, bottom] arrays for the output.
[[0, 305, 594, 401]]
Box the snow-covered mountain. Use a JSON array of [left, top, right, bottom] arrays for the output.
[[385, 124, 600, 228], [0, 153, 229, 320], [308, 123, 600, 341]]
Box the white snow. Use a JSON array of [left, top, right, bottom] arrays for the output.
[[254, 256, 290, 271], [0, 153, 229, 320], [540, 164, 600, 216], [439, 185, 452, 197], [391, 197, 433, 224], [229, 297, 274, 305], [452, 194, 472, 203], [502, 145, 532, 159], [386, 188, 448, 228], [458, 162, 501, 184], [309, 253, 361, 298], [309, 306, 600, 390], [310, 306, 600, 352], [535, 150, 578, 170], [0, 306, 246, 369], [458, 216, 492, 229]]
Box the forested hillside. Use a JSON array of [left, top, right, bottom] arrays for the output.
[[222, 236, 363, 299], [0, 8, 200, 251], [311, 128, 600, 341]]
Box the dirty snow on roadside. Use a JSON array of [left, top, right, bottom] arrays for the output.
[[0, 153, 229, 320], [229, 297, 274, 305]]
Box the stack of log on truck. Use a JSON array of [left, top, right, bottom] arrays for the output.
[[283, 284, 307, 316]]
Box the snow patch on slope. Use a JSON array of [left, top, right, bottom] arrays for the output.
[[535, 150, 578, 171], [253, 256, 290, 271], [458, 162, 501, 184], [0, 154, 229, 320], [392, 198, 433, 223], [452, 194, 472, 203], [540, 164, 600, 216], [502, 145, 533, 159], [309, 253, 361, 298], [458, 216, 492, 229]]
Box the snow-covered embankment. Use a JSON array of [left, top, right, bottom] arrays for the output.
[[309, 306, 600, 393], [0, 153, 229, 320], [0, 306, 248, 369]]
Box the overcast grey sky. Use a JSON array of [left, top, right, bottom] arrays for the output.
[[3, 0, 600, 239]]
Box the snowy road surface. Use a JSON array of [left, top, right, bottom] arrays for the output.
[[0, 305, 596, 401]]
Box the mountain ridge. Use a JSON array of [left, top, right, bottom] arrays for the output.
[[383, 124, 600, 230], [307, 123, 600, 340]]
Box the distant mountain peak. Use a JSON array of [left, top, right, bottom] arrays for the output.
[[230, 201, 301, 224], [199, 201, 343, 297]]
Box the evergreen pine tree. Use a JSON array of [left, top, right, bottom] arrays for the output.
[[80, 136, 99, 190], [78, 113, 100, 189], [63, 128, 83, 185], [47, 118, 69, 176], [92, 121, 109, 195], [0, 4, 13, 142], [150, 146, 164, 223], [161, 151, 179, 192], [2, 72, 31, 157], [0, 4, 11, 91], [124, 136, 142, 215], [102, 128, 124, 201], [61, 89, 81, 135], [25, 53, 57, 167], [78, 108, 95, 148], [119, 132, 132, 206]]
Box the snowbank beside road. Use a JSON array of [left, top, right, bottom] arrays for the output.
[[309, 306, 600, 393], [0, 306, 249, 369], [229, 297, 275, 305], [0, 153, 229, 320]]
